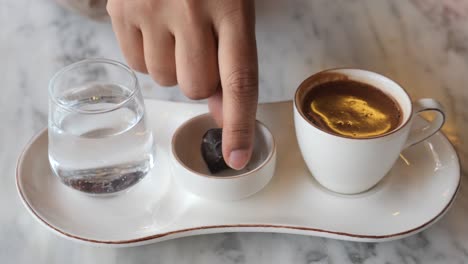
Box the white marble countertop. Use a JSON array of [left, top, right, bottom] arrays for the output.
[[2, 0, 468, 263]]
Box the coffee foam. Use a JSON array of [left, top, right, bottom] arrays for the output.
[[303, 80, 402, 139]]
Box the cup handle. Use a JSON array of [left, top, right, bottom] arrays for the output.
[[403, 98, 445, 149]]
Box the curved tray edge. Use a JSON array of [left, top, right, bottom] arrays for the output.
[[16, 100, 462, 247]]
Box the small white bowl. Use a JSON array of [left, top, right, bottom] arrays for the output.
[[171, 114, 276, 201]]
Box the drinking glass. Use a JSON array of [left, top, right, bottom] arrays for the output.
[[48, 58, 155, 195]]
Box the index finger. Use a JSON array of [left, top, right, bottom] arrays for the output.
[[216, 1, 258, 170]]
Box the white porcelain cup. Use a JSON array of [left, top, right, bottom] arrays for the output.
[[293, 69, 445, 194]]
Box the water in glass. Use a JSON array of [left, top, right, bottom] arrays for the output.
[[49, 83, 154, 195]]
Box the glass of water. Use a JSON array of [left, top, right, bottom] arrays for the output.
[[48, 58, 155, 195]]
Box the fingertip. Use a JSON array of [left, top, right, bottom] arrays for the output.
[[221, 121, 255, 170], [227, 149, 251, 170]]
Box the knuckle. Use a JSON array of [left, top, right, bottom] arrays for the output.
[[125, 56, 147, 73], [157, 78, 177, 87], [183, 87, 212, 100], [225, 123, 254, 149], [124, 55, 145, 71], [182, 0, 197, 11], [148, 66, 177, 86], [221, 7, 243, 24], [127, 60, 147, 74], [106, 0, 123, 17], [139, 0, 158, 15], [225, 68, 258, 102], [181, 0, 200, 20], [217, 1, 254, 26], [228, 125, 251, 138], [124, 0, 158, 18], [181, 77, 218, 99]]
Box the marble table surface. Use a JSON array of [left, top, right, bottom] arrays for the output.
[[2, 0, 468, 263]]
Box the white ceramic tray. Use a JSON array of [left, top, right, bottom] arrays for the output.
[[16, 100, 460, 247]]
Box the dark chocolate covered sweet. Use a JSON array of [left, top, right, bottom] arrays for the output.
[[201, 128, 229, 174]]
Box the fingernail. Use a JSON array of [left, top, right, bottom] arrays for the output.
[[228, 149, 250, 170]]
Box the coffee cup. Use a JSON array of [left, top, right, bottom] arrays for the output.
[[293, 69, 445, 194]]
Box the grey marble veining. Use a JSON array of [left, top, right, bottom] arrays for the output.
[[1, 0, 468, 263]]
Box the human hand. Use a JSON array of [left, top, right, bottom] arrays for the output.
[[107, 0, 258, 170]]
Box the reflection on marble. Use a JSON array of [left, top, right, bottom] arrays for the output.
[[1, 0, 468, 263]]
